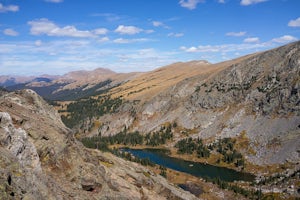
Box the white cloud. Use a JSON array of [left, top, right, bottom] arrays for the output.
[[240, 0, 268, 6], [271, 35, 298, 43], [180, 42, 270, 53], [0, 3, 19, 12], [98, 37, 110, 43], [28, 18, 95, 38], [180, 46, 199, 52], [244, 37, 259, 43], [152, 21, 169, 29], [226, 31, 246, 37], [168, 32, 184, 37], [145, 29, 155, 34], [93, 28, 109, 35], [180, 35, 298, 54], [35, 40, 42, 46], [3, 28, 19, 36], [45, 0, 63, 3], [179, 0, 204, 10], [113, 38, 150, 44], [114, 25, 143, 35], [153, 21, 163, 27], [288, 17, 300, 27], [0, 40, 178, 75], [218, 0, 225, 3], [91, 13, 121, 22]]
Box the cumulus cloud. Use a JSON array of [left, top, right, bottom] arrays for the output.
[[179, 0, 204, 10], [45, 0, 63, 3], [3, 28, 19, 36], [288, 17, 300, 27], [244, 37, 260, 43], [28, 18, 95, 38], [240, 0, 268, 6], [226, 31, 246, 37], [271, 35, 298, 43], [114, 25, 143, 35], [168, 32, 184, 37], [0, 3, 19, 12]]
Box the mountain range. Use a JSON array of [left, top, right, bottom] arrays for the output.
[[0, 41, 299, 199]]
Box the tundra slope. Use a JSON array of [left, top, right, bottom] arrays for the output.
[[0, 90, 198, 200], [96, 41, 300, 166]]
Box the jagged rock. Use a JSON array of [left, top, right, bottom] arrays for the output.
[[0, 112, 41, 172]]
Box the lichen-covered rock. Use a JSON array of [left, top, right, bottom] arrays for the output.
[[0, 112, 41, 172]]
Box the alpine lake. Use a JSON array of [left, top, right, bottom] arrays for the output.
[[121, 148, 255, 182]]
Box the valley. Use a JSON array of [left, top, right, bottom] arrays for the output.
[[0, 41, 300, 199]]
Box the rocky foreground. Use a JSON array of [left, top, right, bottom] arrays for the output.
[[0, 89, 198, 200]]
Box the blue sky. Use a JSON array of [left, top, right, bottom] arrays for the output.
[[1, 0, 300, 75]]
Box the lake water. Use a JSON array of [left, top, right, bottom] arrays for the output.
[[122, 148, 255, 182]]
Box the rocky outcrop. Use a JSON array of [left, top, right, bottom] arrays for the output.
[[0, 90, 199, 200], [0, 111, 61, 200], [0, 112, 41, 172]]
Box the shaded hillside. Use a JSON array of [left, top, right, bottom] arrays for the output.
[[7, 79, 113, 101], [0, 87, 8, 97], [0, 75, 58, 87]]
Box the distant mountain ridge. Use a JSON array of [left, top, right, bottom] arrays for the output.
[[0, 67, 117, 87], [0, 75, 60, 87], [1, 67, 140, 101]]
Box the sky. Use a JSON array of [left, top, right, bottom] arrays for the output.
[[1, 0, 300, 76]]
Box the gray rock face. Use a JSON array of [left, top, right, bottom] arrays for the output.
[[0, 112, 41, 172], [0, 112, 58, 200], [0, 90, 199, 200]]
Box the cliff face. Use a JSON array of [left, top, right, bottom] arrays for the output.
[[0, 90, 198, 200], [95, 41, 300, 166]]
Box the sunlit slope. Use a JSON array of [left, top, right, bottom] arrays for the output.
[[110, 60, 214, 100], [110, 53, 258, 101]]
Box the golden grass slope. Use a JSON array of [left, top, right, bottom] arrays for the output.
[[110, 54, 257, 101], [110, 60, 213, 100]]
